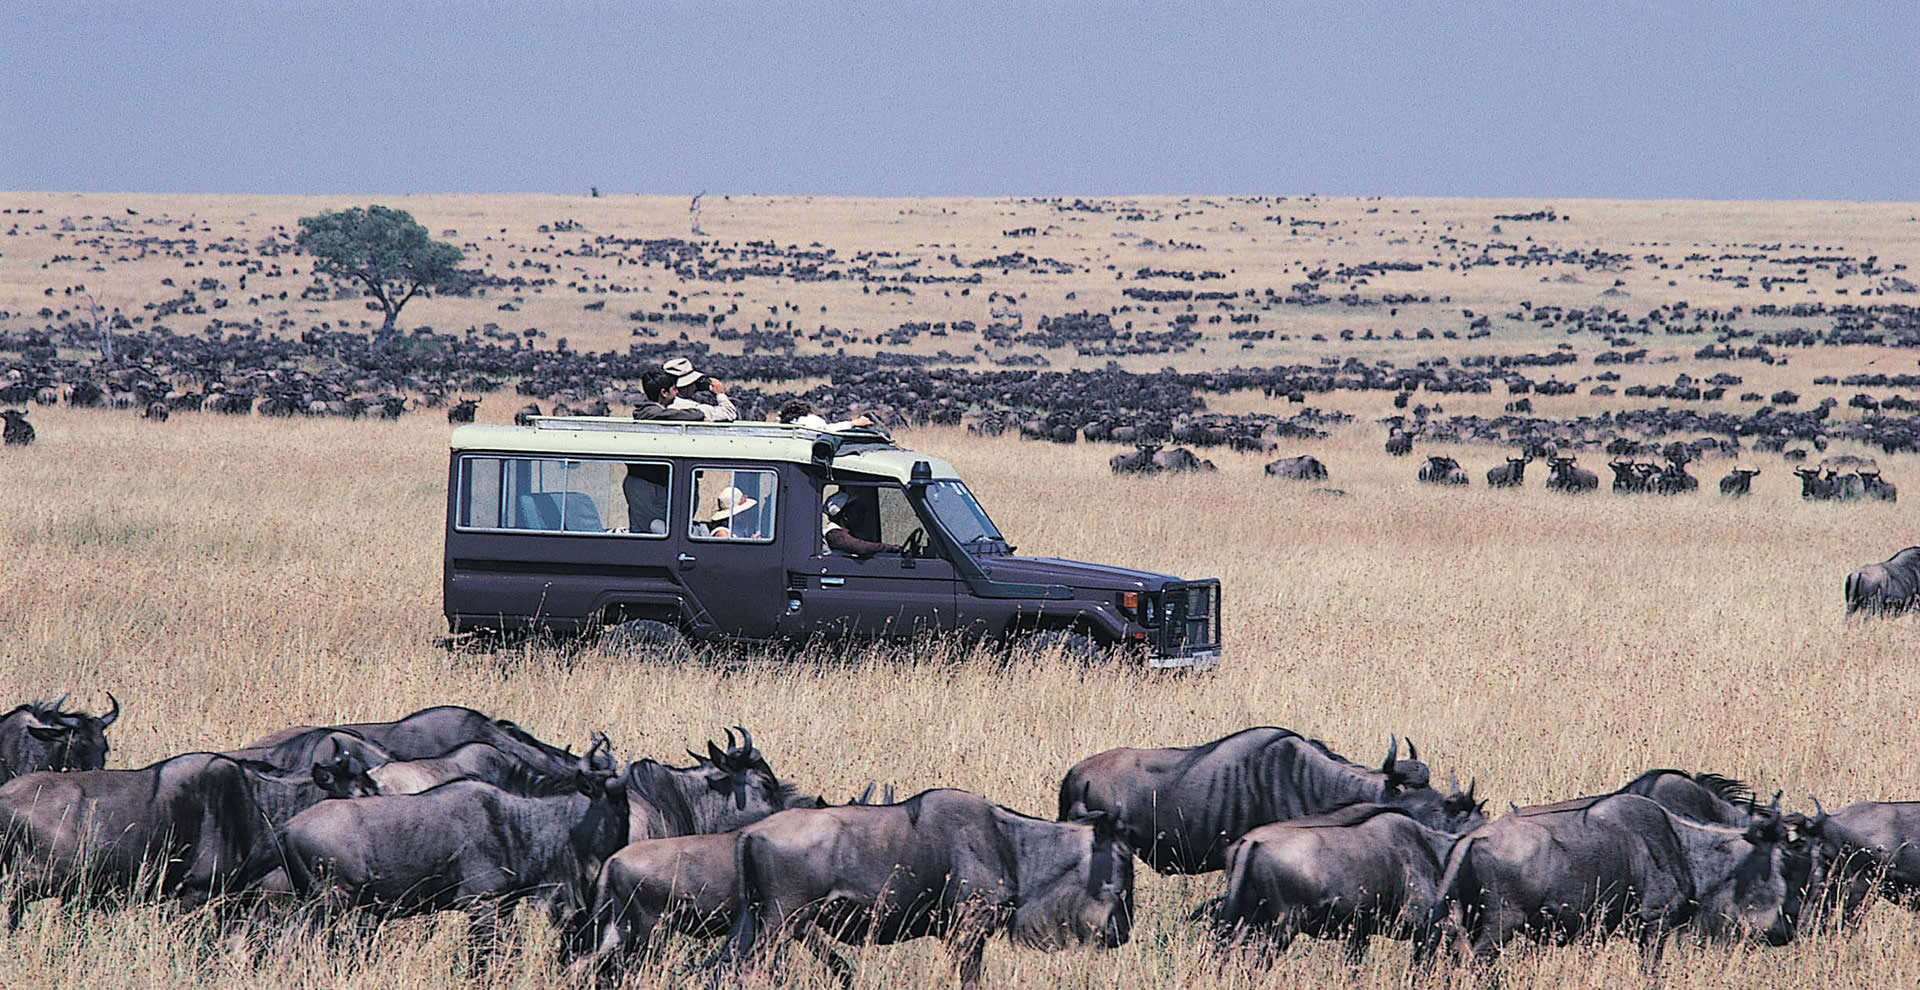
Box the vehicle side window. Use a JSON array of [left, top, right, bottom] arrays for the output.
[[690, 468, 777, 542], [820, 483, 917, 551], [456, 455, 667, 537]]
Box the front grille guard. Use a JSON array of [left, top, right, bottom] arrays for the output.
[[1155, 579, 1221, 658]]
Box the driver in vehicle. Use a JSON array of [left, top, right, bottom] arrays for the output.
[[822, 491, 900, 557]]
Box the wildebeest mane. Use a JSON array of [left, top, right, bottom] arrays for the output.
[[1686, 772, 1754, 807], [4, 696, 81, 723]]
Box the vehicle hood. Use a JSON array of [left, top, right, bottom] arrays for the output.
[[974, 555, 1179, 592]]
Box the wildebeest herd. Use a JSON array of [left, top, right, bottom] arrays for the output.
[[4, 697, 1919, 984]]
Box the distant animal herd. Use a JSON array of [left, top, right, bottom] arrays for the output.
[[5, 700, 1920, 983]]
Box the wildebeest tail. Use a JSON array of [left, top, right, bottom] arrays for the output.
[[229, 824, 297, 894], [1210, 839, 1258, 941], [718, 833, 766, 971], [1415, 836, 1481, 967], [1057, 775, 1089, 821]]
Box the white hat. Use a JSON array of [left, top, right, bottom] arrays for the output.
[[703, 486, 758, 524], [662, 357, 703, 388]]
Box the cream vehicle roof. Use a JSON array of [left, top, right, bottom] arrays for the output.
[[448, 418, 961, 483]]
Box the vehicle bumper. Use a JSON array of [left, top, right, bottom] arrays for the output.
[[1147, 648, 1221, 671]]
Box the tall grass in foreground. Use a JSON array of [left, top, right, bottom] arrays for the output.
[[1, 406, 1917, 987]]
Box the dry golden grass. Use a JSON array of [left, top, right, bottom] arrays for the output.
[[5, 191, 1920, 986], [4, 401, 1920, 988]]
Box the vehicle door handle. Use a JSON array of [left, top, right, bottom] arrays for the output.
[[677, 553, 696, 570], [821, 577, 845, 587]]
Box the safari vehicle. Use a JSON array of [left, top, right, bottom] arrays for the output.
[[442, 418, 1222, 668]]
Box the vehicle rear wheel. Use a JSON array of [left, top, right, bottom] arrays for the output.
[[599, 618, 684, 653]]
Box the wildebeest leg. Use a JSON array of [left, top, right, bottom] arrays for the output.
[[950, 930, 989, 989], [1636, 920, 1670, 976], [465, 901, 505, 976], [798, 929, 854, 989], [1341, 923, 1371, 965]]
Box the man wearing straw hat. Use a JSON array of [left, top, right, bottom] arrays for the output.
[[699, 485, 760, 540], [662, 358, 738, 422]]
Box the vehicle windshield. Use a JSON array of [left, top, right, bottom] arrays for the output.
[[921, 481, 1006, 551]]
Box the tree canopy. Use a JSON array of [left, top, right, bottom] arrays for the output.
[[295, 206, 463, 330]]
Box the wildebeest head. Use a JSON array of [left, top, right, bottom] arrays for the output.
[[1696, 793, 1810, 947], [624, 726, 806, 838], [0, 693, 119, 782], [1438, 773, 1490, 833], [1010, 811, 1135, 951], [308, 735, 380, 799]]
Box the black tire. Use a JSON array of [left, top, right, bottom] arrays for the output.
[[1020, 629, 1111, 664], [598, 618, 683, 653]]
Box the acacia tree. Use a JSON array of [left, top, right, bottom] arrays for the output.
[[295, 205, 463, 330]]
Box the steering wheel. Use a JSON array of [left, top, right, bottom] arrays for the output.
[[899, 528, 926, 558]]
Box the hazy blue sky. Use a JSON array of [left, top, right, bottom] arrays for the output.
[[5, 2, 1915, 200]]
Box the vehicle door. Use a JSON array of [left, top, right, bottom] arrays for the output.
[[792, 481, 958, 641], [672, 464, 789, 640]]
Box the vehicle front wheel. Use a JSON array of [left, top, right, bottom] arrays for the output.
[[1019, 629, 1112, 665]]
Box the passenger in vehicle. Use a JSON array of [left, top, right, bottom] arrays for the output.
[[631, 370, 706, 421], [776, 400, 872, 431], [662, 359, 738, 422], [623, 464, 670, 535], [699, 486, 760, 540], [822, 491, 899, 557]]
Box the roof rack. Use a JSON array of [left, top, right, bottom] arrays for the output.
[[526, 416, 895, 446]]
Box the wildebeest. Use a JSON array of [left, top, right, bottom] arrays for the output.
[[447, 397, 479, 423], [364, 741, 546, 795], [1827, 469, 1866, 501], [1794, 467, 1836, 500], [723, 788, 1134, 988], [233, 705, 604, 778], [141, 400, 169, 422], [515, 402, 542, 426], [1485, 455, 1529, 488], [571, 784, 889, 976], [256, 736, 624, 961], [1860, 470, 1898, 502], [1210, 796, 1485, 964], [1792, 797, 1920, 925], [1845, 546, 1920, 615], [1057, 729, 1461, 874], [1, 408, 32, 446], [1384, 431, 1413, 456], [1517, 768, 1758, 827], [1108, 444, 1213, 474], [1654, 460, 1698, 495], [0, 693, 118, 783], [0, 748, 375, 927], [1417, 455, 1468, 485], [1544, 455, 1598, 493], [1264, 455, 1328, 481], [1719, 467, 1760, 496], [1415, 793, 1807, 970]]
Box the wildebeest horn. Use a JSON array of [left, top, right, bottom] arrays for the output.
[[99, 692, 119, 727], [723, 728, 737, 751], [1467, 778, 1477, 801], [1406, 738, 1419, 762], [1380, 734, 1400, 774], [734, 725, 755, 757], [1810, 796, 1828, 826], [687, 749, 707, 765], [707, 740, 729, 766]]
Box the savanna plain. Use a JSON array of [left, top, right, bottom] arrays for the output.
[[2, 193, 1920, 988]]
